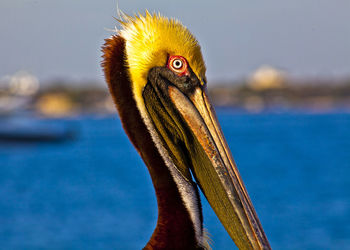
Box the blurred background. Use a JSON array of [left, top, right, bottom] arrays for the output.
[[0, 0, 349, 249]]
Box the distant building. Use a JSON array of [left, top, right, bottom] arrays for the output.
[[0, 71, 40, 115], [8, 71, 40, 96], [36, 93, 76, 117], [248, 65, 285, 90]]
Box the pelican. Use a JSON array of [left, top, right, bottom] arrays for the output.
[[101, 12, 271, 249]]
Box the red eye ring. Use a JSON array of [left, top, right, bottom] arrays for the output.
[[167, 55, 189, 76]]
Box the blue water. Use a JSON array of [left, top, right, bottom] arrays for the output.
[[0, 111, 349, 249]]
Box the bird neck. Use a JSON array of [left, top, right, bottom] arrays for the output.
[[102, 35, 204, 249]]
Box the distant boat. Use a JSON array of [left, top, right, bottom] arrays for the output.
[[0, 117, 76, 142]]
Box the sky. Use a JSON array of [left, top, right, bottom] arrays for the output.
[[0, 0, 349, 85]]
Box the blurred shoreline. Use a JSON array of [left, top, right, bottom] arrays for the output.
[[1, 69, 350, 118], [208, 80, 350, 113]]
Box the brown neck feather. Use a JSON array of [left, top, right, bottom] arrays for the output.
[[102, 35, 202, 249]]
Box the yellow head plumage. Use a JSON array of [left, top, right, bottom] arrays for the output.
[[118, 11, 206, 99]]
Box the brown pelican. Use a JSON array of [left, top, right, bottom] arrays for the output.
[[101, 12, 271, 250]]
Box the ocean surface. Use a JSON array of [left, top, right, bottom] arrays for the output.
[[1, 111, 349, 249]]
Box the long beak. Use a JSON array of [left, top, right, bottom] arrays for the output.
[[167, 85, 271, 250]]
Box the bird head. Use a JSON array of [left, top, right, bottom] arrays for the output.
[[119, 12, 206, 110]]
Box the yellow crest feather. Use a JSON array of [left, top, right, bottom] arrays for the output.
[[119, 11, 206, 99]]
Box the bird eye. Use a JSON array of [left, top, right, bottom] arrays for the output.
[[172, 59, 183, 69], [167, 55, 188, 76]]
